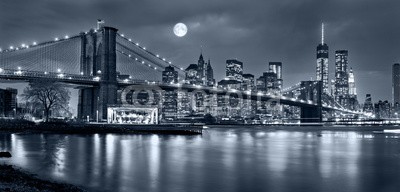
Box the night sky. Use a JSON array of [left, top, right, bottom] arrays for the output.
[[1, 0, 400, 107]]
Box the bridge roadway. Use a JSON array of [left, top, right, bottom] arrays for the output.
[[0, 68, 361, 114]]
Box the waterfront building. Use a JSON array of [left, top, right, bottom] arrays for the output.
[[177, 91, 192, 118], [161, 66, 178, 121], [316, 23, 329, 93]]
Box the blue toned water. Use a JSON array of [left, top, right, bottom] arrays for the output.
[[1, 127, 400, 192]]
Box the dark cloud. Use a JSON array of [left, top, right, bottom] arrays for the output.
[[1, 0, 400, 103]]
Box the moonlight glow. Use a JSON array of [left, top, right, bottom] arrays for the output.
[[173, 23, 187, 37]]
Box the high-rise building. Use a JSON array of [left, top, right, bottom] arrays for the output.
[[217, 79, 242, 118], [226, 59, 243, 82], [185, 64, 200, 85], [197, 53, 206, 85], [348, 68, 358, 110], [162, 66, 178, 121], [374, 100, 391, 119], [256, 72, 278, 94], [392, 63, 400, 104], [269, 62, 282, 90], [363, 94, 374, 114], [330, 79, 336, 97], [242, 74, 255, 91], [177, 91, 191, 118], [348, 68, 356, 96], [206, 59, 215, 86], [241, 74, 256, 118], [316, 23, 329, 93], [334, 50, 349, 107]]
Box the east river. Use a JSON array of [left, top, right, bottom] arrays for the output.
[[1, 126, 400, 192]]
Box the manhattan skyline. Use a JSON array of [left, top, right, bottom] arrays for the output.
[[1, 0, 400, 102]]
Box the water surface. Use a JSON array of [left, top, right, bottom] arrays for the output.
[[1, 127, 400, 192]]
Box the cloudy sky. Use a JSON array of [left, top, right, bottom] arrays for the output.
[[1, 0, 400, 105]]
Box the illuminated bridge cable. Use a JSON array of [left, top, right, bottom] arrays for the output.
[[0, 36, 81, 74], [116, 34, 185, 75], [116, 50, 162, 82]]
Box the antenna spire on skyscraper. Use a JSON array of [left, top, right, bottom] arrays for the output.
[[321, 23, 325, 44]]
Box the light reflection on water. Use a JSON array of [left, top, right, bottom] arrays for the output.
[[1, 127, 400, 192]]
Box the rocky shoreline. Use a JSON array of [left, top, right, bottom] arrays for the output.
[[0, 164, 85, 192]]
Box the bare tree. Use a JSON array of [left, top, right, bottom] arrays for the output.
[[22, 80, 71, 122]]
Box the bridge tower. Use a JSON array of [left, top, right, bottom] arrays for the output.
[[78, 26, 118, 121], [299, 80, 322, 123]]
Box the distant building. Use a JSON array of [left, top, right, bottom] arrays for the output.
[[334, 50, 349, 107], [226, 59, 243, 82], [162, 65, 178, 84], [348, 68, 358, 110], [242, 74, 255, 91], [185, 64, 199, 85], [256, 72, 278, 94], [393, 63, 400, 105], [374, 100, 391, 119], [269, 62, 282, 91], [0, 88, 17, 117], [161, 91, 178, 121], [363, 94, 374, 114], [197, 53, 206, 84], [177, 91, 191, 118], [185, 53, 215, 86], [206, 59, 215, 86], [316, 23, 329, 93], [217, 79, 242, 118], [348, 68, 356, 96]]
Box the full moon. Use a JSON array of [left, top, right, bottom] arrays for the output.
[[173, 23, 187, 37]]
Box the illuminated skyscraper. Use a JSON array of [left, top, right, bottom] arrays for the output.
[[392, 63, 400, 104], [334, 50, 349, 107], [316, 23, 329, 93], [197, 53, 206, 85], [162, 66, 178, 121], [269, 62, 282, 91], [348, 68, 358, 110], [348, 68, 356, 96]]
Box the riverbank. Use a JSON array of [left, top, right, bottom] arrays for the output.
[[0, 164, 85, 192], [0, 119, 202, 135]]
